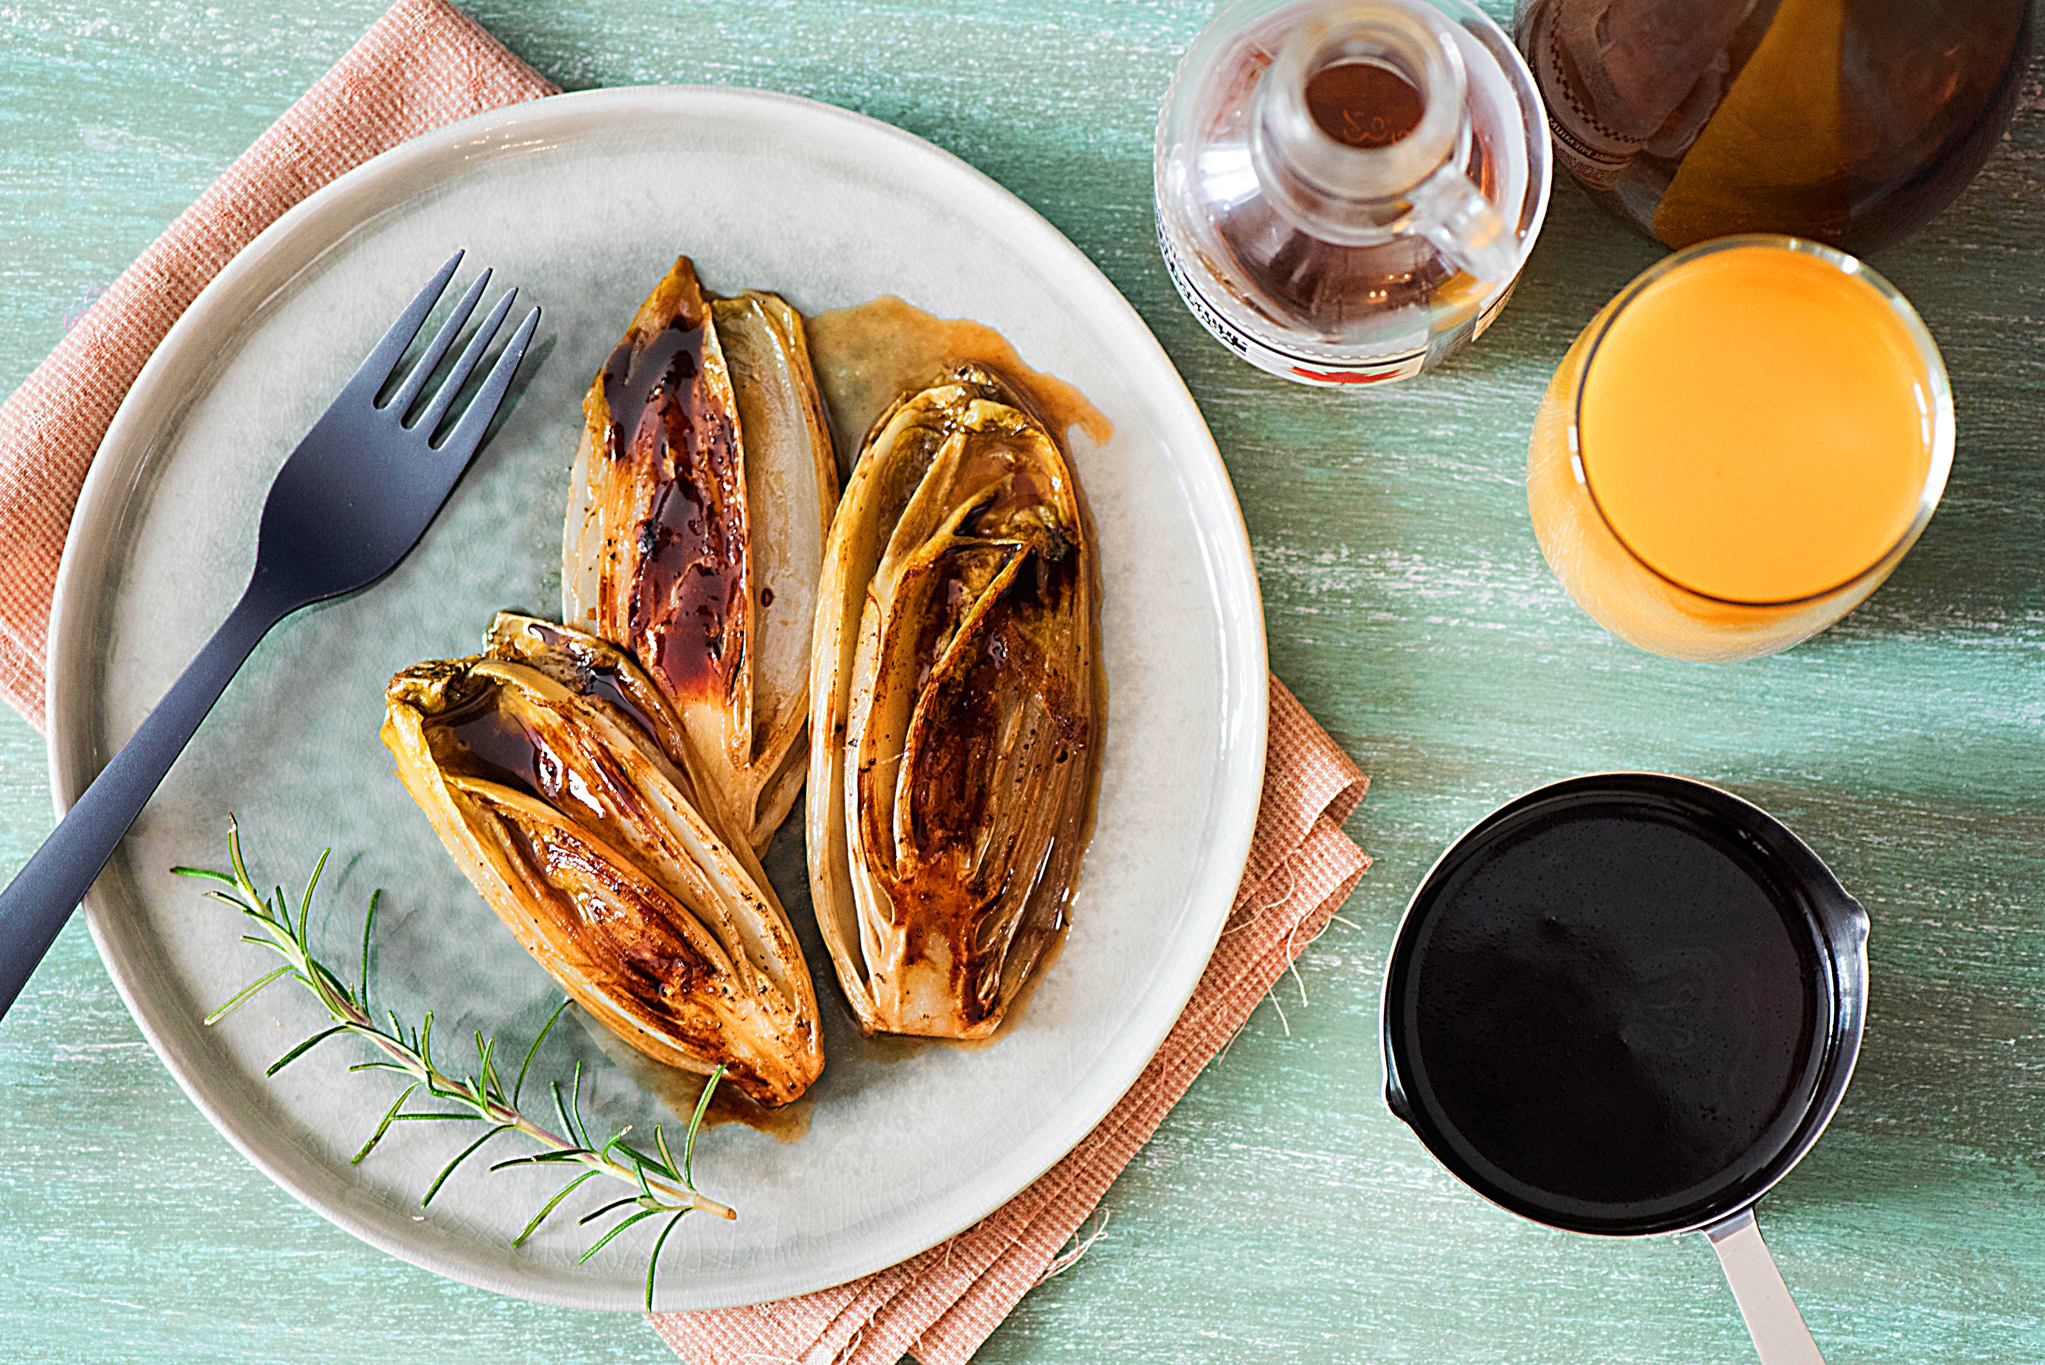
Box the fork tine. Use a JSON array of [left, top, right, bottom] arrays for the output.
[[415, 287, 518, 438], [436, 306, 541, 460], [383, 267, 491, 416], [349, 250, 464, 398]]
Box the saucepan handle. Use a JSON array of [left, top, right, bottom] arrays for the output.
[[1706, 1209, 1825, 1365]]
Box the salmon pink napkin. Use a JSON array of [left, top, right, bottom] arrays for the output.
[[653, 678, 1369, 1365], [0, 5, 1374, 1358], [0, 0, 555, 731]]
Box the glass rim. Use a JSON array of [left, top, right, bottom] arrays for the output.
[[1567, 233, 1956, 609], [1267, 0, 1467, 191]]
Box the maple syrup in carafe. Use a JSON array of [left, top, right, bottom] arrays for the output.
[[1155, 0, 1550, 387], [1306, 62, 1427, 147], [1516, 0, 2033, 252]]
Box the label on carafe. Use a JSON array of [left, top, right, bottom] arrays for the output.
[[1157, 221, 1517, 387], [1157, 223, 1429, 386]]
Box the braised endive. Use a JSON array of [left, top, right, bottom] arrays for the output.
[[383, 614, 822, 1106], [808, 367, 1100, 1039], [563, 257, 838, 855]]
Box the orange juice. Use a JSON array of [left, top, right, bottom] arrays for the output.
[[1528, 236, 1951, 661]]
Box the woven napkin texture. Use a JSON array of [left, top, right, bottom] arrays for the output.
[[0, 0, 555, 731], [652, 676, 1370, 1365], [0, 10, 1373, 1356]]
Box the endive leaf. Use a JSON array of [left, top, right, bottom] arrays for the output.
[[808, 367, 1099, 1040], [562, 257, 838, 855], [383, 620, 823, 1105]]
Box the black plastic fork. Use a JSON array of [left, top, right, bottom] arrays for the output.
[[0, 251, 538, 1021]]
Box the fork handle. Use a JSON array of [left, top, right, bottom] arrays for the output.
[[0, 580, 287, 1022]]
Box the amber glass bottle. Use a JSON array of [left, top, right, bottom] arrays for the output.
[[1516, 0, 2033, 252]]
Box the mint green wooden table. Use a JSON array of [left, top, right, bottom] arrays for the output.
[[2, 3, 2041, 1361]]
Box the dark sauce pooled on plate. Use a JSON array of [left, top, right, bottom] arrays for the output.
[[1392, 794, 1828, 1227]]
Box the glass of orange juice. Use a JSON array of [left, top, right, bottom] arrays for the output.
[[1528, 235, 1953, 662]]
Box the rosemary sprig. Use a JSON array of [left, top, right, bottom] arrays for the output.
[[173, 815, 734, 1310]]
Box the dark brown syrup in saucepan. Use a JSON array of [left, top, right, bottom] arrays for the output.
[[1395, 797, 1826, 1223]]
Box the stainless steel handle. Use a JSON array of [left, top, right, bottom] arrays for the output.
[[1706, 1209, 1825, 1365]]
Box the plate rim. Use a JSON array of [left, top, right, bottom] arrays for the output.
[[45, 83, 1270, 1311]]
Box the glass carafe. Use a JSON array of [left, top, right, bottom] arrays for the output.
[[1155, 0, 1551, 387]]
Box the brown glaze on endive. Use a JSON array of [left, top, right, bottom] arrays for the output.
[[818, 367, 1103, 1039], [384, 633, 823, 1107], [496, 817, 716, 1008], [600, 290, 749, 707], [487, 614, 682, 767], [802, 304, 1107, 1026], [888, 539, 1091, 1028], [801, 304, 1104, 1019], [427, 690, 738, 1070], [436, 690, 546, 799], [567, 262, 837, 858]]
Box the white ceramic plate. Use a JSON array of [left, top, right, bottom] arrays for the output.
[[45, 86, 1266, 1312]]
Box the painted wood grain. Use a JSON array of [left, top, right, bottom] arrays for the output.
[[1, 1, 2041, 1361]]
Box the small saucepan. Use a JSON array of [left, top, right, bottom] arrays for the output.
[[1381, 773, 1868, 1365]]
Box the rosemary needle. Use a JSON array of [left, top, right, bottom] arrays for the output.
[[174, 815, 733, 1310]]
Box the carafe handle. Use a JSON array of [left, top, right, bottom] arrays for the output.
[[1410, 162, 1517, 286], [1706, 1209, 1826, 1365]]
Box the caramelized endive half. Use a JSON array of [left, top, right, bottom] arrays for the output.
[[382, 615, 823, 1106], [808, 367, 1099, 1039], [563, 257, 838, 855]]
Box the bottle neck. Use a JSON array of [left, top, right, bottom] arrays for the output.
[[1249, 1, 1473, 247]]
